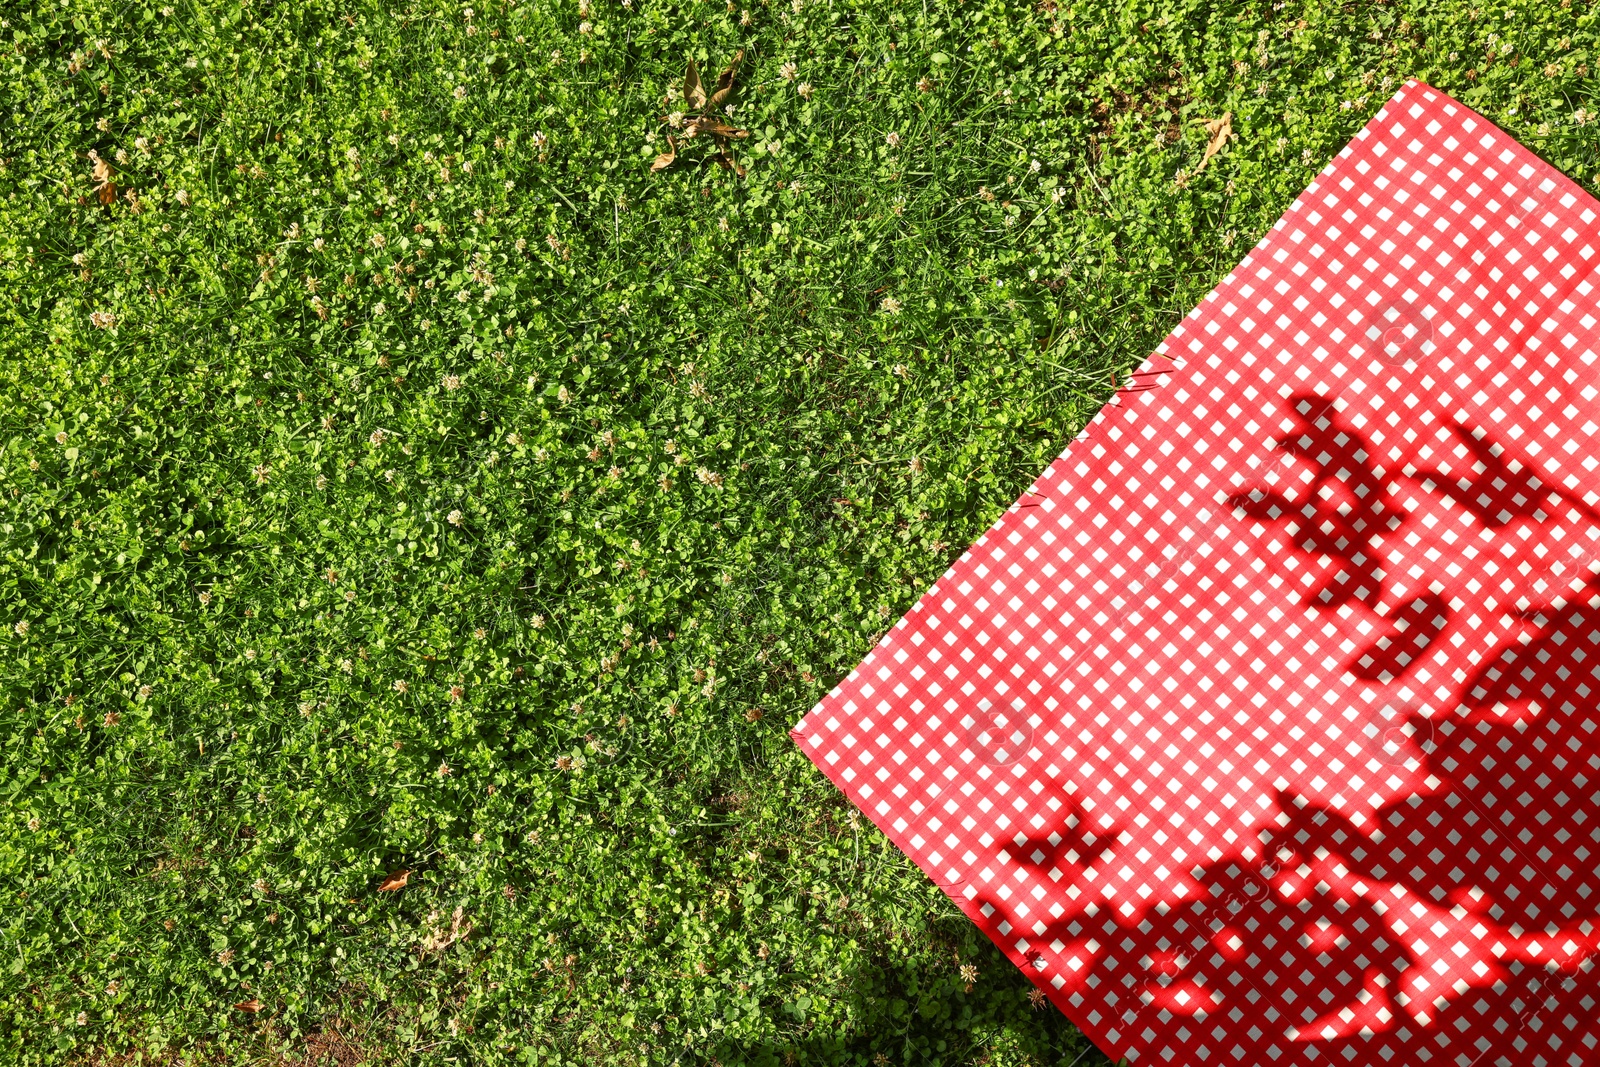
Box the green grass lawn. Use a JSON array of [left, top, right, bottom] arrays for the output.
[[2, 0, 1596, 1063]]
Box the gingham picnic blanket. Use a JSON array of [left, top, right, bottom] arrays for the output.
[[793, 82, 1600, 1066]]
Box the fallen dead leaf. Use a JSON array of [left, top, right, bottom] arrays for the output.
[[1194, 113, 1234, 172], [377, 869, 410, 892], [654, 54, 750, 175], [419, 904, 473, 954], [683, 58, 706, 112], [90, 152, 116, 204], [651, 134, 679, 172], [692, 118, 749, 140], [706, 50, 743, 112]]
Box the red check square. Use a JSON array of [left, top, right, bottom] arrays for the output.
[[793, 82, 1600, 1065]]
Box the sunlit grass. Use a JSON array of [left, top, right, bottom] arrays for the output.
[[2, 0, 1595, 1063]]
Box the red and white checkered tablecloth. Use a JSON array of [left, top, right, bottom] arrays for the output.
[[792, 81, 1600, 1066]]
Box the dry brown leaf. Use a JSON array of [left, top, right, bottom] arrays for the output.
[[706, 49, 743, 112], [419, 903, 473, 954], [90, 154, 116, 204], [717, 50, 742, 91], [695, 119, 749, 141], [651, 134, 678, 172], [1194, 112, 1234, 172], [377, 868, 410, 892], [683, 58, 706, 112], [234, 999, 262, 1014], [666, 53, 750, 175]]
